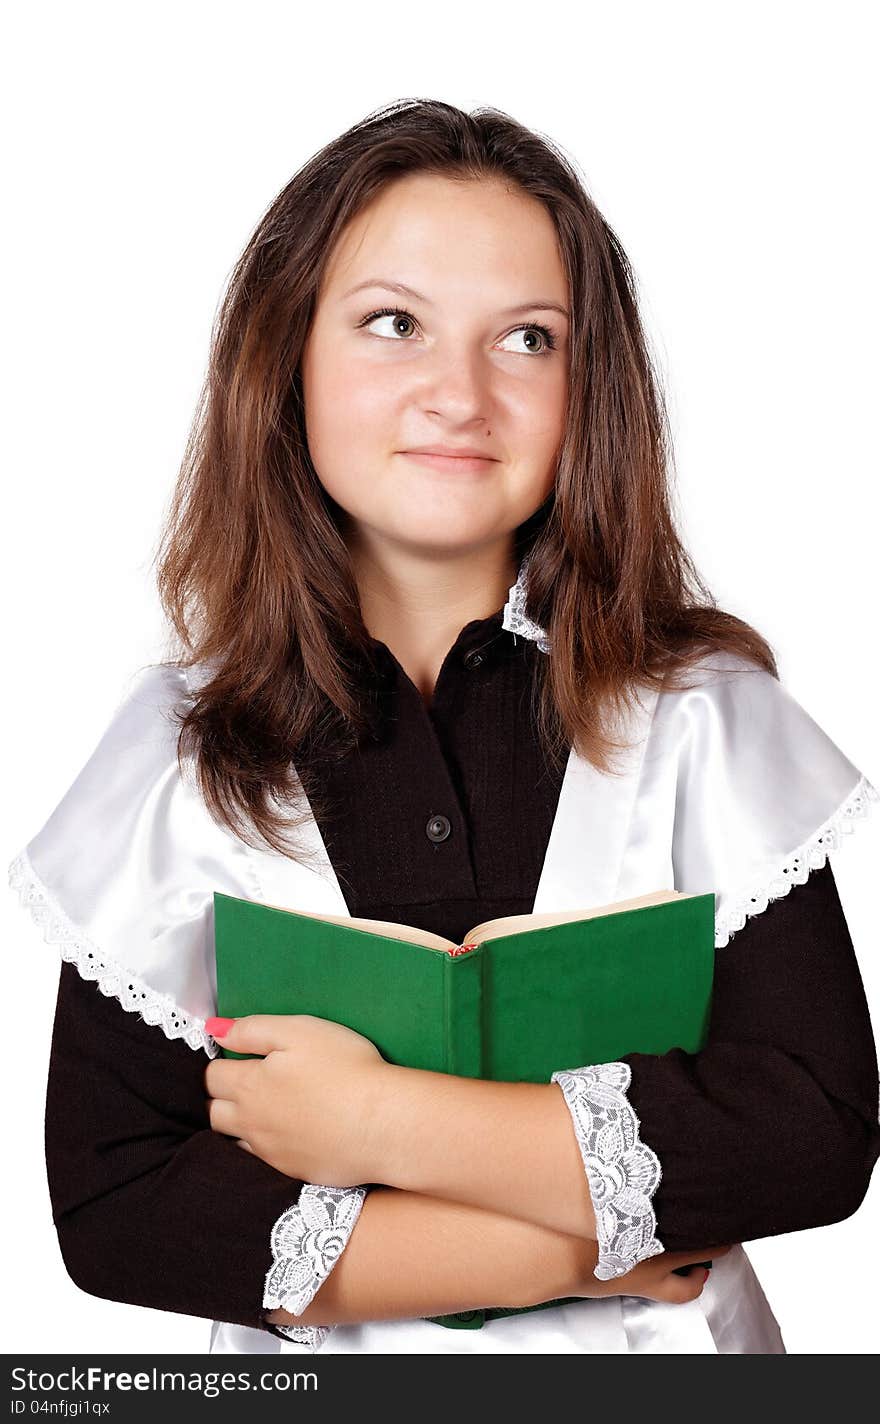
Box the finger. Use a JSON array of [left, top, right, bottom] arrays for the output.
[[205, 1013, 299, 1056], [667, 1244, 734, 1279], [204, 1057, 261, 1101], [206, 1096, 242, 1138], [667, 1269, 712, 1304], [236, 1139, 254, 1154], [667, 1243, 732, 1267]]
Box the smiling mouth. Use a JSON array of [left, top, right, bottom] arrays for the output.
[[398, 451, 498, 473]]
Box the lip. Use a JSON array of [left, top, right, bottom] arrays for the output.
[[403, 446, 499, 459], [399, 448, 499, 474]]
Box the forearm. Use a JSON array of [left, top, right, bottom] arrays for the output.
[[267, 1184, 597, 1328], [367, 866, 880, 1254], [624, 864, 880, 1250], [370, 1067, 597, 1241]]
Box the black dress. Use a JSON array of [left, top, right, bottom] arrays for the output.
[[35, 610, 880, 1342]]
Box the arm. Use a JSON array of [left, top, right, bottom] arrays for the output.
[[265, 1190, 730, 1331], [45, 961, 319, 1334], [373, 863, 880, 1255], [372, 1066, 599, 1240], [44, 960, 588, 1338], [267, 1185, 596, 1328]]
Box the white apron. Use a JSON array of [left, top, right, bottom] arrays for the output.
[[9, 650, 877, 1355]]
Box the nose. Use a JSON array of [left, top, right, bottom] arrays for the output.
[[418, 344, 494, 424]]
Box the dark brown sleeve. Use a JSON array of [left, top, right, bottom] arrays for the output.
[[44, 959, 307, 1335], [621, 861, 880, 1251]]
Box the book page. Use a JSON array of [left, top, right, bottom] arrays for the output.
[[254, 891, 690, 952], [257, 902, 454, 952], [465, 888, 690, 943]]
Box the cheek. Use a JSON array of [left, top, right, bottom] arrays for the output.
[[305, 351, 397, 460], [510, 371, 567, 441], [506, 380, 566, 488], [303, 358, 406, 519]]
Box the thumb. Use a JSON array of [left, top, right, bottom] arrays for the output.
[[205, 1014, 276, 1055]]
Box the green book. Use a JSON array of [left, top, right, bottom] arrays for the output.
[[214, 887, 716, 1330]]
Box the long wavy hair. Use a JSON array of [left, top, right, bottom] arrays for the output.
[[153, 97, 777, 860]]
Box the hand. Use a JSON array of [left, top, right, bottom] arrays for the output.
[[204, 1013, 391, 1186], [575, 1243, 735, 1306]]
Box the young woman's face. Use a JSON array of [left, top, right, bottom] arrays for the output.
[[300, 171, 570, 562]]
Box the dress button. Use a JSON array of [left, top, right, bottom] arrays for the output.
[[463, 649, 485, 670], [425, 814, 452, 844]]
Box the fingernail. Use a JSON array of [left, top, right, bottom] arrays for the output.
[[206, 1017, 236, 1038]]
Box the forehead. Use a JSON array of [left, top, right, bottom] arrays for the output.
[[320, 172, 568, 307]]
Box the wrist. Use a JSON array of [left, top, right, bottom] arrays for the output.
[[366, 1062, 454, 1191], [561, 1234, 602, 1300], [512, 1229, 601, 1310], [362, 1061, 414, 1186]]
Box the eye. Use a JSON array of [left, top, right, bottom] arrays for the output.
[[497, 323, 558, 356], [358, 306, 420, 339], [356, 307, 559, 355]]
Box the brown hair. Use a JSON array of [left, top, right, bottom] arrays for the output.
[[153, 96, 777, 859]]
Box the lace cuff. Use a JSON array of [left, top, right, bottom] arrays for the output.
[[263, 1183, 367, 1351], [551, 1062, 664, 1281]]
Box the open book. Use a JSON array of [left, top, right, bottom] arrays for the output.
[[268, 887, 694, 953], [214, 886, 716, 1076], [214, 885, 716, 1329]]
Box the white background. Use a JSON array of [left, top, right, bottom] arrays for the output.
[[3, 0, 878, 1355]]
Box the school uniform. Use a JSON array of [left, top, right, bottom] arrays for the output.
[[10, 562, 880, 1354]]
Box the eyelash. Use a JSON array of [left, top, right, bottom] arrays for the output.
[[356, 305, 559, 354]]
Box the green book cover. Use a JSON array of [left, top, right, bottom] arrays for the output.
[[214, 888, 716, 1330]]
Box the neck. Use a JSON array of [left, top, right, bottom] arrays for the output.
[[348, 535, 518, 706]]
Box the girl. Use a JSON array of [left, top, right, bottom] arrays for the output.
[[11, 98, 879, 1355]]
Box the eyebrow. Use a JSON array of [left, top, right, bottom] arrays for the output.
[[342, 277, 571, 321]]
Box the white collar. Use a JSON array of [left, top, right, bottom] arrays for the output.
[[501, 553, 550, 653]]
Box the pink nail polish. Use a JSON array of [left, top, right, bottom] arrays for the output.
[[206, 1016, 236, 1038]]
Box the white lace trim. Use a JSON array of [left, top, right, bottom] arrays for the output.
[[715, 774, 880, 949], [263, 1183, 367, 1352], [501, 554, 550, 654], [551, 1061, 664, 1281], [7, 848, 220, 1058]]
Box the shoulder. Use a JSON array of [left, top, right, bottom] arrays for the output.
[[21, 662, 198, 846], [98, 660, 194, 749], [657, 647, 777, 700], [656, 650, 877, 945], [8, 660, 232, 1050], [657, 648, 867, 785], [652, 648, 808, 754]]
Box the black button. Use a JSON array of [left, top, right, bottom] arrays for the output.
[[425, 814, 452, 843], [463, 649, 485, 670]]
